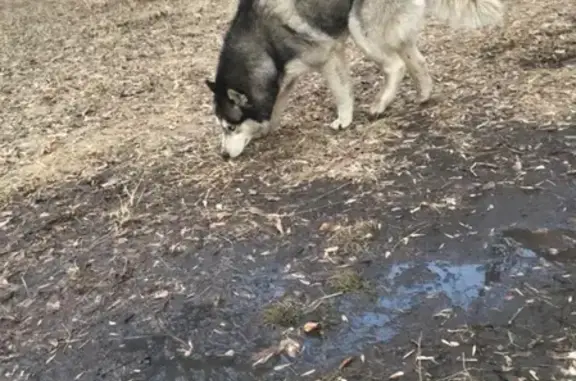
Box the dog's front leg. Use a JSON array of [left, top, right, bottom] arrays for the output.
[[321, 49, 354, 130], [269, 76, 298, 133]]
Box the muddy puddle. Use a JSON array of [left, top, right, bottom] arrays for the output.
[[118, 227, 576, 381]]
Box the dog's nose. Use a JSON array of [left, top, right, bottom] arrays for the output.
[[221, 151, 231, 161]]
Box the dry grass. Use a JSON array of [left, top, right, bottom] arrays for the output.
[[324, 218, 380, 255], [0, 0, 228, 199], [1, 0, 575, 203]]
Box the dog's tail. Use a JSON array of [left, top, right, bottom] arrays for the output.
[[426, 0, 505, 29]]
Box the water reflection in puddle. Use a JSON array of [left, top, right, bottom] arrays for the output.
[[126, 230, 574, 381], [385, 262, 486, 309], [347, 248, 552, 347]]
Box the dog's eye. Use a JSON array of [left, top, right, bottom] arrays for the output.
[[218, 118, 237, 132], [218, 118, 234, 131]]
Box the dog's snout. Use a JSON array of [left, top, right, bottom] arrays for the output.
[[221, 151, 231, 160]]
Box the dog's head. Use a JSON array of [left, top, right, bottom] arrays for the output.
[[205, 80, 274, 159]]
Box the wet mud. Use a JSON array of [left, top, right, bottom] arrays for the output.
[[2, 124, 576, 381]]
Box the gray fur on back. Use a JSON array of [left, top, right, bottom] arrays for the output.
[[293, 0, 354, 37]]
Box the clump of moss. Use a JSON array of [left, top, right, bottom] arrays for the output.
[[327, 268, 369, 293], [262, 297, 303, 327]]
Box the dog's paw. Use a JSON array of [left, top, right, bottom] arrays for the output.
[[329, 117, 352, 131], [254, 127, 272, 140], [416, 94, 439, 108], [415, 82, 433, 104], [416, 93, 431, 105], [369, 103, 387, 118], [269, 123, 281, 134]]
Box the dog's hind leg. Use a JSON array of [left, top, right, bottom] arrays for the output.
[[349, 0, 429, 116], [321, 47, 354, 130], [348, 13, 406, 116], [369, 50, 406, 116], [399, 40, 432, 104]]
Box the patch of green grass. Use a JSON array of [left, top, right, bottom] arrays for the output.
[[261, 297, 303, 328], [327, 268, 369, 293]]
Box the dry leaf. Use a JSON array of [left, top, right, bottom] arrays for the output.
[[303, 321, 320, 333], [248, 206, 265, 215], [402, 349, 415, 359], [339, 356, 354, 370], [274, 216, 284, 235], [513, 158, 523, 172], [301, 369, 316, 376], [324, 246, 339, 256], [46, 300, 61, 312], [0, 217, 10, 229], [153, 290, 170, 299], [279, 338, 301, 358], [176, 340, 194, 357], [389, 371, 405, 379], [441, 339, 460, 347], [559, 362, 576, 376], [45, 353, 57, 365], [552, 351, 576, 360], [482, 181, 496, 190], [273, 363, 291, 371], [434, 308, 453, 318], [252, 346, 278, 367]]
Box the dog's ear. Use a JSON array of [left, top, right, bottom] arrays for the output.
[[205, 79, 217, 93], [226, 88, 250, 107]]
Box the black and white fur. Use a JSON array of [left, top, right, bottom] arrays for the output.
[[206, 0, 505, 159]]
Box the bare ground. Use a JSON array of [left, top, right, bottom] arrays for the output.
[[1, 0, 576, 380]]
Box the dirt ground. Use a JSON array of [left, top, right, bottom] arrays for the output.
[[1, 0, 576, 380]]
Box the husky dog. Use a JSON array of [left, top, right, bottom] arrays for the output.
[[205, 0, 505, 159]]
